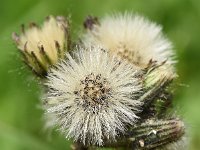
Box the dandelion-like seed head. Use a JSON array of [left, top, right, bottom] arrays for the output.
[[44, 46, 143, 146], [83, 13, 175, 69], [12, 16, 69, 76]]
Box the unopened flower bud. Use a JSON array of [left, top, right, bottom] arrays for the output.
[[104, 118, 186, 150], [127, 119, 186, 150], [145, 61, 177, 89], [12, 16, 70, 76]]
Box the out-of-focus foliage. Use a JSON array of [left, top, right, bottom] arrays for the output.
[[0, 0, 200, 149]]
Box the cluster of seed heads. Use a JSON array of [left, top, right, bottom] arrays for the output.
[[12, 13, 187, 150]]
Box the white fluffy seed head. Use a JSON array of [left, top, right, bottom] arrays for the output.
[[83, 13, 175, 69], [12, 16, 69, 75], [44, 46, 143, 146]]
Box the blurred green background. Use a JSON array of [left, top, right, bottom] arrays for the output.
[[0, 0, 200, 149]]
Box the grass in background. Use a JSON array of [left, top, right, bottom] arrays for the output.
[[0, 0, 200, 149]]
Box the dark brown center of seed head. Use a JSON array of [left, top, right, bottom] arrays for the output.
[[74, 73, 111, 107]]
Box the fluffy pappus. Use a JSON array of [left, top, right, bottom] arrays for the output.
[[83, 13, 175, 69], [43, 46, 143, 146]]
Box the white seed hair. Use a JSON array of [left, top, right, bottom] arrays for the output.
[[83, 13, 175, 68], [44, 46, 143, 146]]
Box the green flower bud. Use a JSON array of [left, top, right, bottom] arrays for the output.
[[128, 119, 185, 149]]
